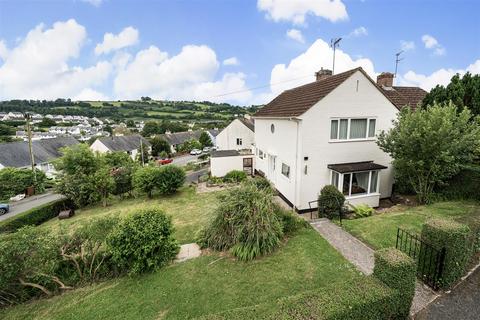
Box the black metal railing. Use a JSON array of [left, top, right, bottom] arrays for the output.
[[308, 199, 344, 224], [396, 228, 446, 290]]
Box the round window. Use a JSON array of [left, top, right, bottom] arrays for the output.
[[271, 124, 275, 133]]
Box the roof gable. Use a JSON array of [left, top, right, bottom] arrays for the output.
[[99, 135, 151, 152]]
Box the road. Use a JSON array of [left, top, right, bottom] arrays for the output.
[[0, 192, 65, 222], [172, 154, 200, 166], [415, 267, 480, 320]]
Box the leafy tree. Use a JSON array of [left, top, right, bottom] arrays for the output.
[[55, 144, 99, 175], [38, 117, 56, 128], [107, 208, 179, 275], [157, 165, 185, 194], [150, 136, 171, 157], [93, 166, 115, 207], [133, 166, 160, 198], [126, 120, 135, 128], [377, 102, 480, 203], [179, 138, 201, 152], [104, 151, 133, 168], [0, 168, 47, 200], [199, 131, 213, 148], [141, 121, 160, 137], [136, 145, 150, 164], [423, 72, 480, 116], [111, 166, 135, 197], [104, 124, 113, 135], [0, 123, 15, 136]]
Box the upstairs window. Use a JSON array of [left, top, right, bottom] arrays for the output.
[[258, 150, 264, 159], [281, 163, 290, 178], [330, 118, 376, 141], [236, 138, 243, 146]]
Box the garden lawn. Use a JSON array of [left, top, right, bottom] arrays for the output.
[[40, 186, 221, 244], [341, 201, 480, 249], [0, 227, 364, 320]]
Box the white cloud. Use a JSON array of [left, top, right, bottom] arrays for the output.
[[73, 88, 110, 101], [421, 34, 445, 56], [257, 0, 348, 24], [95, 26, 139, 55], [286, 29, 305, 43], [399, 59, 480, 91], [400, 40, 415, 51], [80, 0, 104, 7], [0, 19, 112, 100], [348, 26, 368, 38], [223, 57, 239, 66], [0, 40, 8, 60], [114, 45, 251, 103], [266, 38, 375, 97]]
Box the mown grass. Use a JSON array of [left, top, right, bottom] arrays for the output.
[[40, 186, 221, 244], [0, 228, 363, 320], [341, 201, 480, 249]]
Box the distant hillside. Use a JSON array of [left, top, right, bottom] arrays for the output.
[[0, 99, 261, 124]]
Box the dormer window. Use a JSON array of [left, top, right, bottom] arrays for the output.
[[330, 118, 376, 141]]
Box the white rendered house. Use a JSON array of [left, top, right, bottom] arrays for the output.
[[215, 117, 254, 151], [90, 135, 151, 160], [253, 68, 426, 211]]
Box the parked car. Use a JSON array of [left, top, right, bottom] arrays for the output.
[[0, 204, 9, 215], [157, 158, 173, 165], [9, 194, 25, 202], [190, 149, 202, 155], [202, 147, 212, 152]]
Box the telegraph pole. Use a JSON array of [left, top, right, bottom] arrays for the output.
[[24, 113, 37, 186], [140, 137, 145, 166]]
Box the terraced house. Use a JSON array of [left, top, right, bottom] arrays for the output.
[[253, 68, 426, 211]]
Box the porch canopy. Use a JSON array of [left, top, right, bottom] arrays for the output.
[[327, 161, 387, 173]]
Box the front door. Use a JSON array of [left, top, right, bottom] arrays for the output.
[[243, 157, 253, 175], [268, 154, 276, 183]]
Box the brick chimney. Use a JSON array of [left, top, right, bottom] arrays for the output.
[[376, 72, 394, 87], [315, 68, 332, 81]]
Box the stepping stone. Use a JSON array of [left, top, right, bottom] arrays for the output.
[[175, 243, 201, 262]]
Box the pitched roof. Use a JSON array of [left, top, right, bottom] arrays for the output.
[[328, 161, 388, 173], [158, 130, 202, 146], [380, 86, 427, 110], [208, 129, 220, 137], [98, 135, 151, 152], [0, 137, 79, 167], [254, 67, 427, 118], [238, 118, 255, 132], [254, 68, 360, 117]]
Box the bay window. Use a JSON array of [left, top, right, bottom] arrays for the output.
[[330, 118, 377, 141], [331, 170, 380, 197]]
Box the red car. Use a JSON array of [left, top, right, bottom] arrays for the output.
[[157, 158, 173, 165]]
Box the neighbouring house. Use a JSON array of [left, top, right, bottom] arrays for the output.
[[158, 130, 203, 153], [207, 129, 220, 146], [210, 150, 255, 177], [0, 136, 79, 178], [90, 135, 151, 160], [215, 116, 255, 150], [252, 68, 426, 211]]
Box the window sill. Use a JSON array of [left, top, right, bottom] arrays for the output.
[[329, 138, 376, 143], [345, 192, 380, 200]]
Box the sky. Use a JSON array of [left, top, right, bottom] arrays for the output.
[[0, 0, 479, 105]]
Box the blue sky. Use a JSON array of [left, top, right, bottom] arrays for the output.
[[0, 0, 479, 105]]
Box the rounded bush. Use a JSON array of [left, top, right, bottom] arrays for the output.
[[223, 170, 247, 183], [157, 165, 186, 194], [318, 185, 345, 218], [251, 176, 273, 191], [198, 182, 283, 261], [107, 209, 179, 274]]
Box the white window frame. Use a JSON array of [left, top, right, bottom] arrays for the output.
[[236, 138, 243, 146], [330, 169, 380, 198], [329, 117, 377, 142], [281, 163, 290, 179], [258, 150, 264, 159]]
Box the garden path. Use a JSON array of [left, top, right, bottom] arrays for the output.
[[310, 218, 439, 317]]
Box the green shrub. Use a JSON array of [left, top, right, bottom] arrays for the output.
[[421, 218, 472, 288], [55, 173, 101, 207], [223, 170, 247, 183], [438, 164, 480, 201], [198, 182, 283, 261], [107, 208, 179, 274], [157, 165, 186, 194], [349, 203, 375, 218], [133, 166, 160, 198], [251, 176, 273, 191], [274, 206, 308, 235], [111, 166, 135, 197], [207, 176, 223, 186], [373, 248, 416, 319], [0, 168, 47, 200], [0, 198, 71, 233], [198, 174, 209, 183], [318, 185, 345, 218]]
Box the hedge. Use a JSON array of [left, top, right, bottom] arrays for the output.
[[373, 248, 417, 319], [0, 198, 71, 233], [439, 164, 480, 201], [196, 277, 397, 320], [421, 218, 472, 288]]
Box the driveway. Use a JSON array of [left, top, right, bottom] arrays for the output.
[[172, 154, 200, 166], [0, 192, 65, 222], [415, 266, 480, 320]]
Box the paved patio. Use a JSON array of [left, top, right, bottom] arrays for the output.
[[310, 218, 439, 317]]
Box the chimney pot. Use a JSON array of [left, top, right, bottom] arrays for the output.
[[315, 68, 332, 81], [377, 72, 394, 87]]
